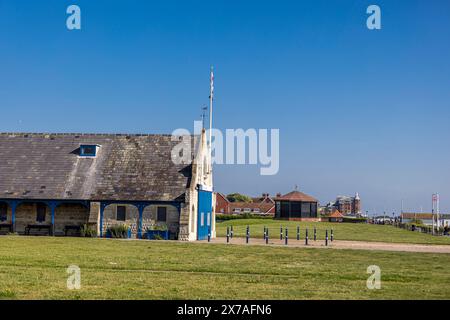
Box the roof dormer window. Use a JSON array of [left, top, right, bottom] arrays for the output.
[[80, 144, 99, 157]]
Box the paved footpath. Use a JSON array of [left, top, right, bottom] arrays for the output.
[[207, 237, 450, 254]]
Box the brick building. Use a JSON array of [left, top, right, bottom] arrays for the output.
[[229, 202, 275, 215], [214, 192, 275, 216], [215, 193, 230, 214], [0, 131, 214, 241], [324, 193, 361, 216]]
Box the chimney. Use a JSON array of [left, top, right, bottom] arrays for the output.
[[276, 193, 282, 198]]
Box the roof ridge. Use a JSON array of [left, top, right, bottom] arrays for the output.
[[0, 132, 195, 137]]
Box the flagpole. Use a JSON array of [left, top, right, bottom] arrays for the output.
[[208, 66, 214, 173]]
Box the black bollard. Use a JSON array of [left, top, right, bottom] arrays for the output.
[[226, 226, 230, 243], [325, 230, 328, 246], [314, 227, 317, 241], [331, 229, 334, 242], [263, 226, 266, 240], [208, 227, 211, 242], [297, 226, 300, 241], [266, 228, 269, 244], [285, 227, 288, 245], [246, 225, 250, 244], [280, 226, 283, 240], [230, 225, 234, 239], [305, 228, 309, 245]]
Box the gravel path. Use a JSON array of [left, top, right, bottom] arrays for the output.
[[208, 237, 450, 254]]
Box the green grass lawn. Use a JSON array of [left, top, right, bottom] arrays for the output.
[[0, 236, 449, 299], [216, 219, 450, 245]]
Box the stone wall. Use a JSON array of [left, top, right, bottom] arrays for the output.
[[179, 188, 198, 241], [13, 203, 89, 235], [54, 204, 90, 236], [15, 203, 51, 235], [101, 204, 180, 239]]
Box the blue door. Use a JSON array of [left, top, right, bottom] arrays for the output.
[[197, 190, 212, 240]]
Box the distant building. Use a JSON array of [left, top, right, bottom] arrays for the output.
[[229, 202, 275, 215], [214, 193, 275, 216], [327, 210, 344, 223], [274, 190, 319, 221], [401, 212, 450, 227], [324, 193, 361, 216], [215, 193, 230, 214]]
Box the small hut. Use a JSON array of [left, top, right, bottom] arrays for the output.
[[328, 210, 344, 223], [274, 190, 319, 221]]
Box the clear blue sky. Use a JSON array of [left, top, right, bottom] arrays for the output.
[[1, 0, 449, 214]]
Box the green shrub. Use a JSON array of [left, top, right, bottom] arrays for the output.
[[107, 224, 130, 238], [152, 234, 164, 240], [226, 193, 253, 203], [342, 217, 367, 223], [80, 224, 97, 237], [147, 223, 168, 231]]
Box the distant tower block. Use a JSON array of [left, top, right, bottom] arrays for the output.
[[353, 192, 361, 214]]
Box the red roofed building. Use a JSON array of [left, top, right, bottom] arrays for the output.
[[328, 210, 344, 223], [214, 192, 276, 216], [274, 189, 319, 221], [229, 202, 275, 215], [215, 193, 230, 214]]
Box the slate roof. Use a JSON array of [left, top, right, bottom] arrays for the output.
[[0, 133, 194, 201]]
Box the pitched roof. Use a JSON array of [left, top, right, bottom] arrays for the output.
[[229, 202, 275, 214], [0, 133, 194, 201], [215, 192, 230, 203], [274, 190, 318, 202], [329, 210, 344, 218], [251, 195, 275, 204]]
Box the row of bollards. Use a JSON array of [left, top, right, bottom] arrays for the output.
[[224, 225, 334, 246]]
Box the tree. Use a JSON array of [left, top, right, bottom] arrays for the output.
[[226, 193, 253, 203]]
